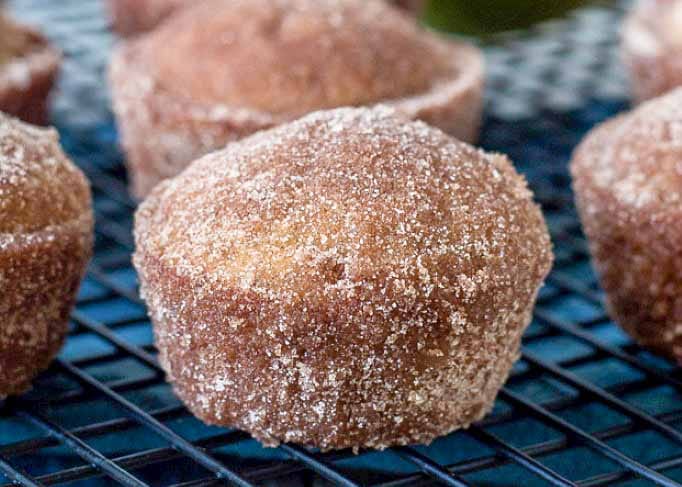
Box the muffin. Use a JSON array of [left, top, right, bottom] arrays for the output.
[[134, 107, 553, 450], [110, 0, 484, 198], [0, 113, 93, 397], [622, 0, 682, 102], [572, 87, 682, 363], [0, 13, 61, 125]]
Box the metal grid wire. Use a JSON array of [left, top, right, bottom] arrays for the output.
[[3, 0, 682, 486]]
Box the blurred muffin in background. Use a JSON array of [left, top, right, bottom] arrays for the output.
[[0, 13, 60, 124], [623, 0, 682, 102], [572, 87, 682, 363], [109, 0, 426, 37], [110, 0, 484, 198]]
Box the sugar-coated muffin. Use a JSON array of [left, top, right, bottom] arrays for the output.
[[0, 113, 93, 397], [0, 13, 60, 125], [572, 87, 682, 363], [110, 0, 484, 198], [622, 0, 682, 102], [134, 107, 553, 450]]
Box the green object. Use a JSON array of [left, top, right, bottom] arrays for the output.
[[424, 0, 594, 36]]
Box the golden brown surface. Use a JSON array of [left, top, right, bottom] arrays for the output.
[[622, 0, 682, 102], [109, 0, 484, 198], [0, 113, 93, 397], [0, 13, 61, 124], [134, 107, 552, 450], [572, 87, 682, 363]]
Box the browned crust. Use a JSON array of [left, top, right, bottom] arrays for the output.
[[571, 93, 682, 363], [622, 0, 682, 103], [133, 107, 552, 450], [108, 0, 191, 37], [0, 215, 93, 397], [0, 16, 61, 125], [109, 0, 484, 198]]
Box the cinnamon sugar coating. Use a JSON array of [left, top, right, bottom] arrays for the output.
[[0, 114, 93, 397], [110, 0, 484, 198], [572, 87, 682, 363], [0, 13, 61, 125], [134, 107, 552, 450], [622, 0, 682, 102]]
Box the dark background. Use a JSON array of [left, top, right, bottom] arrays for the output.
[[425, 0, 595, 35]]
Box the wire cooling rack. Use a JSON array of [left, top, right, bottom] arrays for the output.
[[4, 0, 682, 486]]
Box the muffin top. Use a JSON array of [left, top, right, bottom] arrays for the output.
[[572, 87, 682, 211], [0, 113, 91, 234], [136, 107, 552, 301], [131, 0, 460, 117]]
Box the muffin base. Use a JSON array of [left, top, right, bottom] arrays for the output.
[[0, 215, 92, 397], [136, 247, 531, 451]]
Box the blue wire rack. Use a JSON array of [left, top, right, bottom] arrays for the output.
[[3, 0, 682, 486]]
